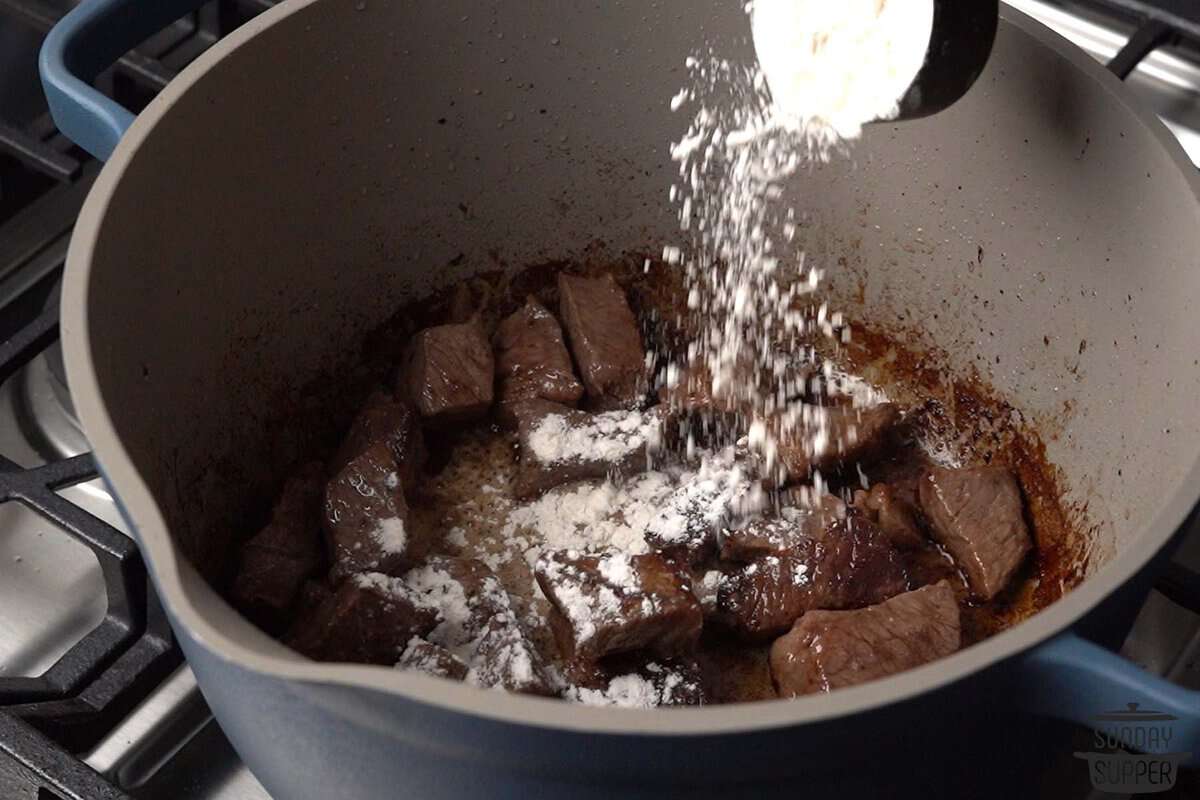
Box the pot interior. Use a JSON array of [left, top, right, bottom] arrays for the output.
[[73, 1, 1200, 660]]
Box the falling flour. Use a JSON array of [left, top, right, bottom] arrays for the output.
[[663, 1, 924, 488]]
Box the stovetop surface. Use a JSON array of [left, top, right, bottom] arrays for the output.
[[2, 2, 1200, 798]]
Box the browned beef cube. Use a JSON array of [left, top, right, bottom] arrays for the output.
[[769, 581, 961, 696], [296, 579, 334, 618], [401, 557, 552, 693], [853, 483, 926, 550], [715, 506, 908, 640], [659, 358, 810, 419], [323, 443, 412, 579], [565, 654, 706, 707], [719, 508, 814, 562], [713, 555, 812, 642], [397, 321, 494, 426], [401, 556, 505, 645], [470, 615, 555, 696], [331, 392, 426, 489], [535, 551, 703, 661], [231, 462, 325, 628], [644, 457, 758, 565], [511, 400, 662, 499], [395, 637, 468, 681], [557, 273, 646, 410], [285, 573, 439, 664], [719, 494, 846, 562], [657, 361, 732, 415], [802, 504, 910, 608], [774, 403, 900, 484], [917, 466, 1031, 600], [493, 297, 584, 427]]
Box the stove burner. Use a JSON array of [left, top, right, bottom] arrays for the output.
[[14, 345, 88, 460]]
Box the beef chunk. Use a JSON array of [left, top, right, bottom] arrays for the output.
[[323, 443, 412, 579], [557, 273, 646, 410], [402, 556, 507, 644], [660, 358, 811, 416], [774, 403, 900, 484], [511, 399, 662, 499], [719, 507, 814, 562], [769, 581, 961, 696], [566, 654, 706, 707], [917, 466, 1031, 600], [471, 615, 555, 696], [396, 637, 468, 681], [645, 455, 760, 565], [657, 360, 738, 416], [493, 297, 584, 426], [535, 551, 703, 661], [853, 483, 926, 550], [397, 321, 494, 426], [713, 556, 813, 641], [402, 557, 552, 694], [331, 392, 426, 489], [715, 505, 908, 640], [719, 494, 854, 562], [286, 573, 439, 664], [231, 462, 325, 628]]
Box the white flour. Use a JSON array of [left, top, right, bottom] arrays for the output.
[[751, 0, 935, 141], [370, 517, 407, 555], [528, 409, 663, 465], [567, 664, 700, 709], [664, 2, 914, 486], [503, 471, 677, 565]]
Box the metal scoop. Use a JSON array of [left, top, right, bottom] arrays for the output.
[[889, 0, 1000, 122]]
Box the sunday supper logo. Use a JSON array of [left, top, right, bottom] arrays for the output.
[[1074, 703, 1191, 794]]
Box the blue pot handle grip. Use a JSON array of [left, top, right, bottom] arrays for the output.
[[40, 0, 210, 161], [1016, 630, 1200, 754]]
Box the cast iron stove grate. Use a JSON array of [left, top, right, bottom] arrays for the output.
[[0, 3, 274, 797]]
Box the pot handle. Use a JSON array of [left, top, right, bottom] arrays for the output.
[[1016, 630, 1200, 754], [39, 0, 210, 161]]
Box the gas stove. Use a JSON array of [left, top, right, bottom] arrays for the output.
[[1, 2, 1198, 798]]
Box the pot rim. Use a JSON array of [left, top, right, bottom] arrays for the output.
[[61, 0, 1200, 735]]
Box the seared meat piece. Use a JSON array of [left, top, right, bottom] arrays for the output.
[[402, 556, 508, 644], [775, 402, 900, 484], [295, 579, 334, 618], [402, 557, 552, 694], [657, 360, 739, 416], [797, 504, 910, 609], [769, 581, 961, 696], [565, 654, 706, 707], [323, 443, 412, 579], [719, 507, 814, 562], [397, 321, 494, 426], [535, 551, 703, 661], [493, 297, 584, 427], [715, 505, 908, 640], [557, 272, 646, 410], [285, 573, 439, 664], [713, 555, 813, 642], [645, 456, 759, 565], [231, 462, 325, 629], [660, 357, 812, 414], [330, 392, 426, 489], [917, 466, 1031, 600], [395, 637, 469, 681], [853, 483, 926, 550], [511, 399, 662, 499], [471, 615, 555, 696]]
